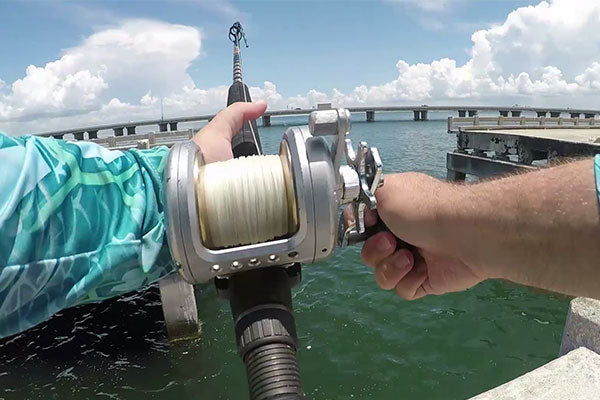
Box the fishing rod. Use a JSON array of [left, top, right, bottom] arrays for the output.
[[164, 22, 386, 399]]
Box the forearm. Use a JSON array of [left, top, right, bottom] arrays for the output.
[[0, 133, 174, 338], [446, 158, 600, 297]]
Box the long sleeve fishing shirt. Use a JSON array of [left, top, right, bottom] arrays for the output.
[[0, 132, 174, 339]]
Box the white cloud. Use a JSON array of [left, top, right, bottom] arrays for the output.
[[2, 0, 600, 135]]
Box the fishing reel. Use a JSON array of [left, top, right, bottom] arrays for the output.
[[164, 108, 384, 284]]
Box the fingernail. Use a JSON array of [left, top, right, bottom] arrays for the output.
[[376, 235, 394, 252], [394, 251, 411, 270]]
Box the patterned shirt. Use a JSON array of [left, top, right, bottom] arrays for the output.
[[0, 133, 174, 338]]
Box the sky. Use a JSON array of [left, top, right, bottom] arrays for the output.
[[1, 0, 599, 134]]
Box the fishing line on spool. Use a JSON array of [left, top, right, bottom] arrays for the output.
[[199, 155, 293, 248]]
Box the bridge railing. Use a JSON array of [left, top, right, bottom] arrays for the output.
[[448, 116, 600, 133]]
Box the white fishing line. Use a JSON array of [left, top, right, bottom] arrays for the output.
[[200, 155, 291, 248]]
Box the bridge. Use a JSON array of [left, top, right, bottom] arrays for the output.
[[35, 104, 600, 140]]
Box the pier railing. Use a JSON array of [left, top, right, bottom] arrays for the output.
[[448, 116, 600, 133]]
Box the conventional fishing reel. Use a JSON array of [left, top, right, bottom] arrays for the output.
[[164, 108, 384, 284]]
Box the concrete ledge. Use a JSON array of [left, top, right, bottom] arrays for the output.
[[470, 347, 600, 399], [158, 274, 200, 342], [560, 297, 600, 356]]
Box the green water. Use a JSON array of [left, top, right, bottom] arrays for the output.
[[0, 115, 569, 399]]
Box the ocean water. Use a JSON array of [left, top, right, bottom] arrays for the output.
[[0, 113, 569, 400]]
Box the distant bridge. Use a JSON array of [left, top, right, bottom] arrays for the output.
[[36, 104, 600, 140]]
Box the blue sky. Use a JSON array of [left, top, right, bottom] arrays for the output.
[[1, 0, 537, 95], [1, 0, 598, 133]]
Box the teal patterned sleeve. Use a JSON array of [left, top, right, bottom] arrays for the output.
[[0, 132, 175, 338], [595, 155, 600, 207]]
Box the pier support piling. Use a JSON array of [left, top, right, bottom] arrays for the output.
[[169, 122, 178, 131], [468, 110, 478, 117], [159, 122, 168, 132], [87, 130, 98, 139], [499, 110, 509, 117], [262, 115, 271, 126], [536, 111, 548, 117], [126, 126, 136, 135], [73, 132, 84, 141], [158, 274, 200, 341], [511, 110, 522, 117], [421, 110, 428, 121], [366, 110, 375, 122], [458, 109, 467, 117], [113, 127, 124, 137], [584, 113, 595, 119], [570, 112, 581, 119], [550, 111, 561, 118]]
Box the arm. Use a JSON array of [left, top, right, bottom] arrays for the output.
[[0, 101, 267, 339], [361, 157, 600, 300]]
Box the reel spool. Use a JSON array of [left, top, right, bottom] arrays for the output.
[[164, 108, 384, 285]]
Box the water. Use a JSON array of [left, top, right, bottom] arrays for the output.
[[0, 114, 569, 399]]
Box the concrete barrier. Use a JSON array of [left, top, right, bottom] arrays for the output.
[[560, 297, 600, 356], [470, 347, 600, 399], [158, 274, 200, 341]]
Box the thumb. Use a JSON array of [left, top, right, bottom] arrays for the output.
[[202, 101, 267, 142]]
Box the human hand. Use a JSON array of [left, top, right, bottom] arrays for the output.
[[193, 101, 267, 163], [360, 173, 486, 300]]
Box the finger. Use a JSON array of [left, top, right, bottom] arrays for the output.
[[364, 209, 378, 227], [201, 101, 267, 142], [342, 206, 356, 227], [361, 231, 397, 267], [394, 256, 428, 300], [373, 249, 414, 290]]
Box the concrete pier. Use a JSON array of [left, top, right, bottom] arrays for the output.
[[88, 130, 98, 139], [159, 122, 168, 132], [458, 109, 467, 117], [536, 111, 548, 117], [413, 110, 428, 121], [262, 115, 271, 126], [126, 126, 136, 135], [550, 111, 561, 117], [73, 132, 84, 141], [158, 274, 200, 341], [169, 122, 178, 131], [499, 110, 509, 117], [511, 110, 521, 117], [585, 113, 596, 119], [469, 347, 600, 400], [113, 127, 124, 136], [560, 297, 600, 356], [468, 110, 478, 117], [366, 110, 375, 122], [570, 112, 581, 118]]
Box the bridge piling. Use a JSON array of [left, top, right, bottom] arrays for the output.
[[413, 110, 420, 121], [499, 110, 509, 117], [421, 110, 428, 121], [468, 110, 478, 117], [126, 126, 136, 135], [262, 115, 271, 126], [511, 110, 521, 117], [458, 110, 467, 117], [550, 111, 561, 118], [585, 113, 596, 119], [88, 130, 98, 139], [113, 127, 124, 136], [159, 122, 168, 132], [536, 111, 548, 117], [366, 111, 375, 122], [571, 112, 581, 119], [74, 132, 84, 141], [169, 122, 178, 131]]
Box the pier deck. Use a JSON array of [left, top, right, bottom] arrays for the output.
[[446, 116, 600, 181]]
